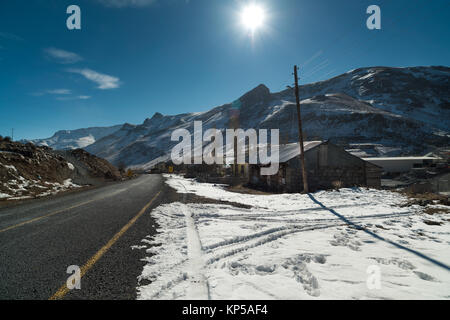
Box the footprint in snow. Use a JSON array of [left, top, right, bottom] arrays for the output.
[[414, 271, 438, 282], [295, 253, 327, 264], [330, 232, 361, 251], [282, 254, 324, 297], [255, 264, 276, 274], [369, 257, 416, 270]]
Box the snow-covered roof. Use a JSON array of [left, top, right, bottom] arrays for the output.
[[278, 141, 323, 163], [226, 141, 323, 164], [141, 141, 324, 168]]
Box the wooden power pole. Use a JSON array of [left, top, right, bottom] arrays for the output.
[[293, 65, 309, 193]]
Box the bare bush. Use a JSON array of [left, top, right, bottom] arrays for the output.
[[332, 180, 343, 190]]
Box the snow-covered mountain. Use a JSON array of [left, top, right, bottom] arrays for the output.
[[83, 66, 449, 168], [30, 66, 449, 168], [285, 66, 449, 132], [23, 125, 122, 150]]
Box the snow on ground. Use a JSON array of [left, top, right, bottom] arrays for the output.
[[0, 174, 81, 201], [1, 158, 82, 201], [136, 175, 450, 300]]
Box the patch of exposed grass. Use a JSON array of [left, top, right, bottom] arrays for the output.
[[423, 207, 450, 215], [225, 184, 272, 195], [396, 190, 450, 207]]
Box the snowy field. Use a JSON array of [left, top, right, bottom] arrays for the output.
[[136, 174, 450, 300]]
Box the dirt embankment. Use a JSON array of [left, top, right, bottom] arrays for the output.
[[0, 138, 124, 201], [53, 149, 122, 186]]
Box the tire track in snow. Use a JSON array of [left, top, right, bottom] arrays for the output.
[[145, 221, 341, 299], [199, 211, 412, 225], [201, 211, 413, 253], [204, 223, 340, 266], [184, 205, 210, 299], [177, 180, 211, 300], [140, 176, 450, 300]]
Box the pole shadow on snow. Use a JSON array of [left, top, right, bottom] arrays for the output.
[[307, 193, 450, 272]]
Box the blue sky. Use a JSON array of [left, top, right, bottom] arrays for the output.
[[0, 0, 449, 140]]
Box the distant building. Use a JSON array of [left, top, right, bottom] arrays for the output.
[[185, 163, 225, 179], [147, 160, 186, 174], [249, 141, 382, 193], [363, 157, 441, 174]]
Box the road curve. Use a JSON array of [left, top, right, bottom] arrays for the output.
[[0, 174, 165, 300]]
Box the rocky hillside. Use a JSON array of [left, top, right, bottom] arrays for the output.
[[54, 149, 122, 185], [0, 138, 123, 201], [284, 66, 449, 132]]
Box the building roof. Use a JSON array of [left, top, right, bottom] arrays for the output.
[[278, 141, 324, 163], [363, 157, 440, 161], [224, 141, 324, 165]]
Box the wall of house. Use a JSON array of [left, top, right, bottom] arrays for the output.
[[408, 173, 450, 194], [186, 164, 225, 179], [285, 143, 370, 191], [365, 162, 382, 188], [249, 142, 382, 192], [363, 158, 437, 173], [434, 173, 450, 193]]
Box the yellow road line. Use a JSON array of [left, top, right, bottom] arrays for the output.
[[49, 191, 161, 300], [0, 198, 98, 234]]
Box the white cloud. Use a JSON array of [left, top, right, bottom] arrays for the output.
[[0, 32, 23, 41], [32, 89, 72, 96], [45, 47, 83, 64], [47, 89, 72, 95], [67, 68, 121, 90], [55, 95, 91, 101], [33, 89, 91, 100], [96, 0, 157, 7]]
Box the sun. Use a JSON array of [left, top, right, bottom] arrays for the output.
[[241, 4, 265, 32]]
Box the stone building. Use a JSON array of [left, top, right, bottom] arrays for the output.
[[249, 141, 382, 193]]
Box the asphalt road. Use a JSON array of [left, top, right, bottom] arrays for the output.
[[0, 174, 166, 300]]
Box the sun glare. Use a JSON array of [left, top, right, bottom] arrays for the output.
[[241, 4, 265, 32]]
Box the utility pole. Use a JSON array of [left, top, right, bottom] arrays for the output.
[[11, 128, 14, 141], [293, 65, 309, 193]]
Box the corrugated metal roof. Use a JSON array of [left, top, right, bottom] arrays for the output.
[[222, 141, 323, 164], [278, 141, 323, 163]]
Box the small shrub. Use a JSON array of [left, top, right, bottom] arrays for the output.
[[4, 136, 11, 142], [332, 180, 343, 190]]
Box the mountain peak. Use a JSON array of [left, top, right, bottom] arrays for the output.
[[143, 112, 165, 126], [152, 112, 164, 119], [247, 84, 270, 95], [122, 123, 136, 130], [239, 84, 271, 107]]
